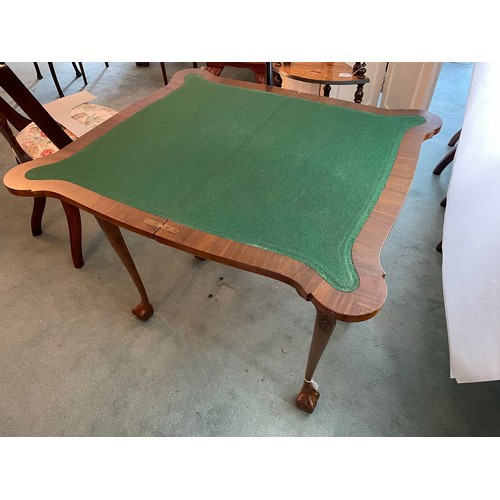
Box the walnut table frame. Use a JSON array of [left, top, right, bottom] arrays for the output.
[[3, 69, 441, 414]]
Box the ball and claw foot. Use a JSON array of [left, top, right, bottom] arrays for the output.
[[132, 301, 154, 321], [296, 380, 320, 414]]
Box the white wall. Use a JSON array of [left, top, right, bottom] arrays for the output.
[[442, 63, 500, 383], [379, 62, 442, 110]]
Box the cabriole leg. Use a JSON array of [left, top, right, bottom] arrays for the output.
[[97, 217, 154, 321], [296, 310, 336, 413]]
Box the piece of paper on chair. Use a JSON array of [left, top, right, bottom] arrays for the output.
[[43, 91, 97, 138]]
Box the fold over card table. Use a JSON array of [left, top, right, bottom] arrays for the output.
[[3, 69, 441, 413]]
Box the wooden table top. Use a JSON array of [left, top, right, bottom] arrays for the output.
[[273, 62, 370, 85], [3, 69, 441, 323]]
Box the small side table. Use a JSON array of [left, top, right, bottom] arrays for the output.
[[273, 62, 369, 103]]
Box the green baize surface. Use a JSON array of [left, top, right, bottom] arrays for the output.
[[27, 75, 424, 292]]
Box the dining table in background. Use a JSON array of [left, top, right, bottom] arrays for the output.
[[272, 62, 370, 103]]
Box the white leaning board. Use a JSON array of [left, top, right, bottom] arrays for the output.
[[43, 90, 96, 137], [442, 63, 500, 382]]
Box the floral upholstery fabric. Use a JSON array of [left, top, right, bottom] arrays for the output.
[[16, 103, 117, 159]]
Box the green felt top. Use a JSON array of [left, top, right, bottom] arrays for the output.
[[26, 74, 425, 292]]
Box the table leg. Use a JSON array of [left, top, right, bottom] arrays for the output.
[[96, 217, 154, 321], [296, 309, 336, 413], [354, 83, 365, 103], [323, 84, 331, 97], [160, 62, 168, 86]]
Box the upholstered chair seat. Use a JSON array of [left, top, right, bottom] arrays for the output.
[[16, 103, 117, 158]]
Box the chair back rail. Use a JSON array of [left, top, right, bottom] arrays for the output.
[[0, 63, 72, 150]]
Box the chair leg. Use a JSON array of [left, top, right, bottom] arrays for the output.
[[433, 132, 459, 254], [78, 63, 88, 86], [433, 145, 457, 175], [448, 129, 461, 147], [31, 198, 84, 267], [31, 197, 47, 236], [61, 201, 84, 268], [33, 62, 43, 80], [48, 62, 65, 98], [71, 62, 82, 78]]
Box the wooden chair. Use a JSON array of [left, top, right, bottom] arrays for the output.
[[0, 62, 117, 267], [433, 130, 461, 253]]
